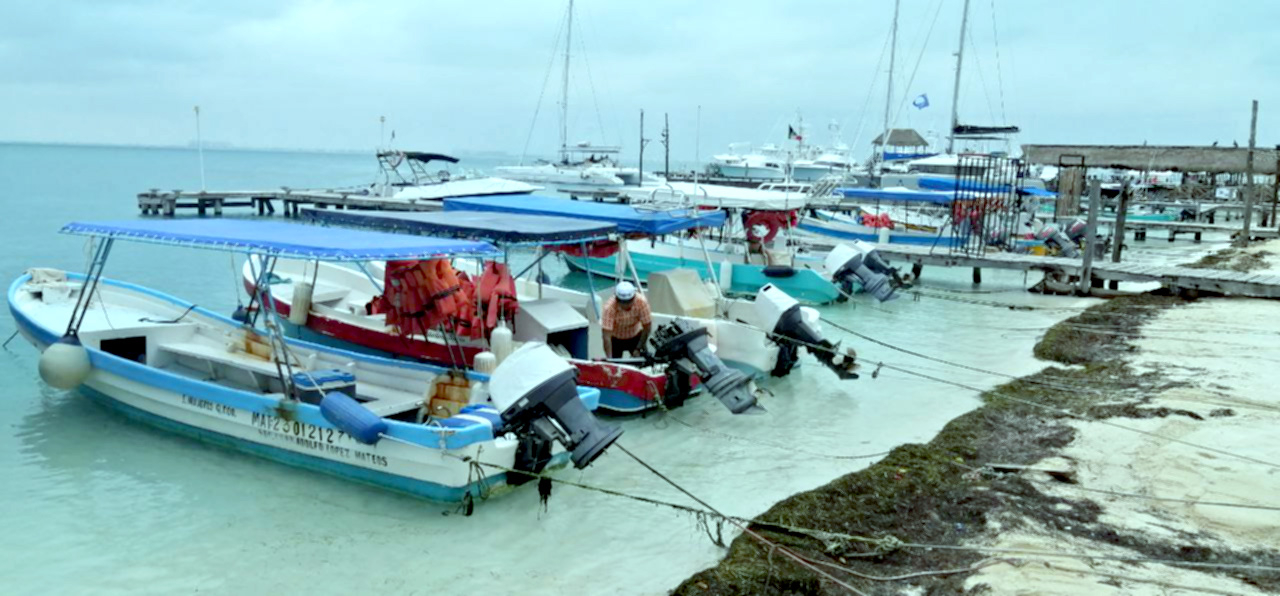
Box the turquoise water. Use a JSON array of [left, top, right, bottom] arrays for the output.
[[1, 143, 1209, 595]]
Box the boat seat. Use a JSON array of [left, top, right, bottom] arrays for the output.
[[355, 382, 427, 417], [309, 286, 350, 306], [158, 341, 295, 382], [434, 404, 504, 434]]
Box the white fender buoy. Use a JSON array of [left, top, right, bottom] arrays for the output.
[[472, 351, 497, 375], [39, 335, 91, 389], [288, 282, 313, 325], [490, 323, 513, 366], [717, 260, 734, 293]]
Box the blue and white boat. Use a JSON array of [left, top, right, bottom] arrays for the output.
[[11, 219, 620, 504], [799, 187, 961, 247]]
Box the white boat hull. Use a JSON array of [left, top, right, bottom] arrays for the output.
[[494, 164, 625, 187], [9, 272, 596, 502]]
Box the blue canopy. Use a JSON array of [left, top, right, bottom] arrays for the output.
[[835, 187, 955, 205], [61, 219, 500, 261], [917, 177, 1058, 198], [443, 195, 727, 236], [1018, 187, 1057, 198], [301, 208, 615, 245]]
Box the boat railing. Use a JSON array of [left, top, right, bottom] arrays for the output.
[[632, 182, 705, 212]]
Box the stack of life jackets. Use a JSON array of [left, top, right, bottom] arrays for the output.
[[376, 259, 464, 336], [368, 260, 520, 340], [449, 261, 520, 340]]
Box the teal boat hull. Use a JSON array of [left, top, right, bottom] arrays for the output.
[[563, 251, 841, 305]]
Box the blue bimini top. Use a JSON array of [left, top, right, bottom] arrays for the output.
[[61, 219, 501, 261], [300, 208, 616, 246], [836, 187, 957, 205], [443, 194, 727, 236]]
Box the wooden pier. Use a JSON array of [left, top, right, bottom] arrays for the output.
[[137, 189, 444, 217], [867, 244, 1280, 299], [1098, 218, 1280, 243]]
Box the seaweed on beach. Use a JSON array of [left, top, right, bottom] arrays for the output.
[[1183, 248, 1273, 273], [673, 293, 1280, 595]]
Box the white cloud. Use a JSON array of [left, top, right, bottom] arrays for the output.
[[1, 0, 1277, 159]]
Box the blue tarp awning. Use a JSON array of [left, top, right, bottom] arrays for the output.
[[835, 187, 955, 205], [301, 208, 616, 245], [917, 177, 1058, 198], [443, 195, 727, 236], [61, 219, 500, 261]]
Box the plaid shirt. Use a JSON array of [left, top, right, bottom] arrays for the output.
[[601, 295, 652, 340]]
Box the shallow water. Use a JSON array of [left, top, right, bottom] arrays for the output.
[[0, 143, 1218, 594]]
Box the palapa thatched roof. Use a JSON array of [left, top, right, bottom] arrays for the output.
[[872, 128, 929, 147]]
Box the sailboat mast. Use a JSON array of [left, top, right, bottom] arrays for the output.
[[563, 0, 578, 163], [881, 0, 899, 168], [946, 0, 971, 154]]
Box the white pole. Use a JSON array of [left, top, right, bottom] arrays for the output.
[[946, 0, 971, 155], [560, 0, 573, 163], [881, 0, 900, 173], [694, 105, 702, 196], [194, 106, 206, 191], [379, 115, 386, 149]]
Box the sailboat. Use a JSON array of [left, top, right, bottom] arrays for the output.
[[494, 0, 641, 188]]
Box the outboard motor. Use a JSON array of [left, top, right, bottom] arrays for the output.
[[1064, 219, 1088, 244], [755, 284, 858, 379], [1035, 224, 1080, 258], [825, 242, 898, 302], [489, 343, 622, 469], [649, 319, 757, 414]]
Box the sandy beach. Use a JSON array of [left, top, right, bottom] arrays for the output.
[[678, 239, 1280, 595]]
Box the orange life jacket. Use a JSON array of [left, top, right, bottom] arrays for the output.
[[475, 261, 519, 331]]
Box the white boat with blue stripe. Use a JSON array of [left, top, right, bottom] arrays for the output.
[[10, 219, 621, 505]]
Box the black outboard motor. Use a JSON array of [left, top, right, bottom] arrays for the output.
[[825, 241, 898, 301], [649, 319, 757, 414], [754, 284, 859, 379], [1064, 219, 1088, 244], [489, 343, 622, 469]]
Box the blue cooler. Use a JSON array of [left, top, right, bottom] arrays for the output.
[[292, 369, 357, 405]]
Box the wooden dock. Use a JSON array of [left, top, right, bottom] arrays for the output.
[[1098, 218, 1280, 242], [865, 244, 1280, 299], [137, 189, 444, 217]]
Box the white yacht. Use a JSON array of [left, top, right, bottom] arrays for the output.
[[357, 151, 537, 203], [707, 143, 787, 181], [791, 148, 855, 181]]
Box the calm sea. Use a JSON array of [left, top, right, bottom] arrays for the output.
[[0, 142, 1223, 595]]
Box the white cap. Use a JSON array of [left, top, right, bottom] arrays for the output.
[[615, 281, 637, 301]]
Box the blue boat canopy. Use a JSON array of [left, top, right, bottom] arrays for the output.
[[836, 187, 956, 205], [61, 219, 500, 261], [301, 208, 615, 245], [443, 195, 727, 236], [1018, 187, 1057, 198], [917, 177, 1058, 198]]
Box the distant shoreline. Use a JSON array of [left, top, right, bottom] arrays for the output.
[[0, 140, 521, 161]]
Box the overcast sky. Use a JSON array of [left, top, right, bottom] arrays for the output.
[[2, 0, 1277, 161]]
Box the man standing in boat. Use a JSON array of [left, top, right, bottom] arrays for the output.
[[601, 281, 651, 359]]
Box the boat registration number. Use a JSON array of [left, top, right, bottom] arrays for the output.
[[251, 412, 344, 444]]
